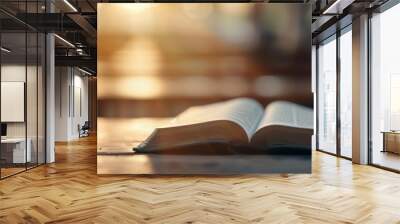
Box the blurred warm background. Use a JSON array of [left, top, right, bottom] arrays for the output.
[[98, 3, 311, 117]]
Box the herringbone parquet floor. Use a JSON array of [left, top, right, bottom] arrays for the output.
[[1, 135, 400, 224]]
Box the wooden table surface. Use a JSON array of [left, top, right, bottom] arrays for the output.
[[96, 117, 311, 174]]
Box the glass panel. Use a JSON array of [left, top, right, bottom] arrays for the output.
[[339, 29, 352, 158], [1, 30, 28, 177], [26, 0, 39, 169], [0, 1, 46, 178], [38, 32, 45, 165], [317, 37, 337, 154], [27, 30, 38, 169], [371, 4, 400, 171]]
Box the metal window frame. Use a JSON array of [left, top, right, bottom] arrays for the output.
[[315, 0, 400, 173], [367, 0, 400, 173], [315, 21, 353, 161]]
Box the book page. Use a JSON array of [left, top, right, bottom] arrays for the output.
[[255, 101, 313, 132], [172, 98, 264, 139]]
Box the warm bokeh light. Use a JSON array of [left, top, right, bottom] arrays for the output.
[[98, 74, 308, 99], [110, 38, 161, 76], [97, 3, 311, 115], [254, 76, 286, 97], [99, 76, 164, 99]]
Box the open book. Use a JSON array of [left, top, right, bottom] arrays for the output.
[[134, 98, 313, 155]]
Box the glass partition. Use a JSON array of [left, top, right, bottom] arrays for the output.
[[1, 30, 28, 177], [0, 1, 46, 179], [27, 30, 38, 169], [317, 36, 337, 154], [339, 27, 352, 158], [37, 32, 45, 165], [371, 3, 400, 171]]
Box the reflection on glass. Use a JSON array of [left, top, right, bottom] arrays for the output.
[[1, 31, 27, 177], [27, 31, 38, 169], [318, 37, 337, 154], [340, 29, 352, 158], [371, 4, 400, 171], [0, 1, 46, 178], [38, 32, 46, 165]]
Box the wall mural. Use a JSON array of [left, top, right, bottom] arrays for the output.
[[97, 3, 312, 174]]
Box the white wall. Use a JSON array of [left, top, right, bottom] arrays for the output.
[[55, 67, 70, 141], [55, 67, 89, 141], [1, 63, 46, 164], [71, 73, 89, 139], [1, 65, 34, 137], [1, 82, 25, 122]]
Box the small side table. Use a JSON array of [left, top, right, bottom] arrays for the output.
[[381, 131, 400, 154]]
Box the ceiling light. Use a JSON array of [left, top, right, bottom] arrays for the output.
[[54, 34, 75, 48], [78, 67, 93, 76], [323, 0, 354, 15], [76, 48, 86, 55], [1, 47, 11, 53], [63, 0, 78, 12]]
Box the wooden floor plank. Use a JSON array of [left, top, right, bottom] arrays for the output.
[[1, 135, 400, 223]]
